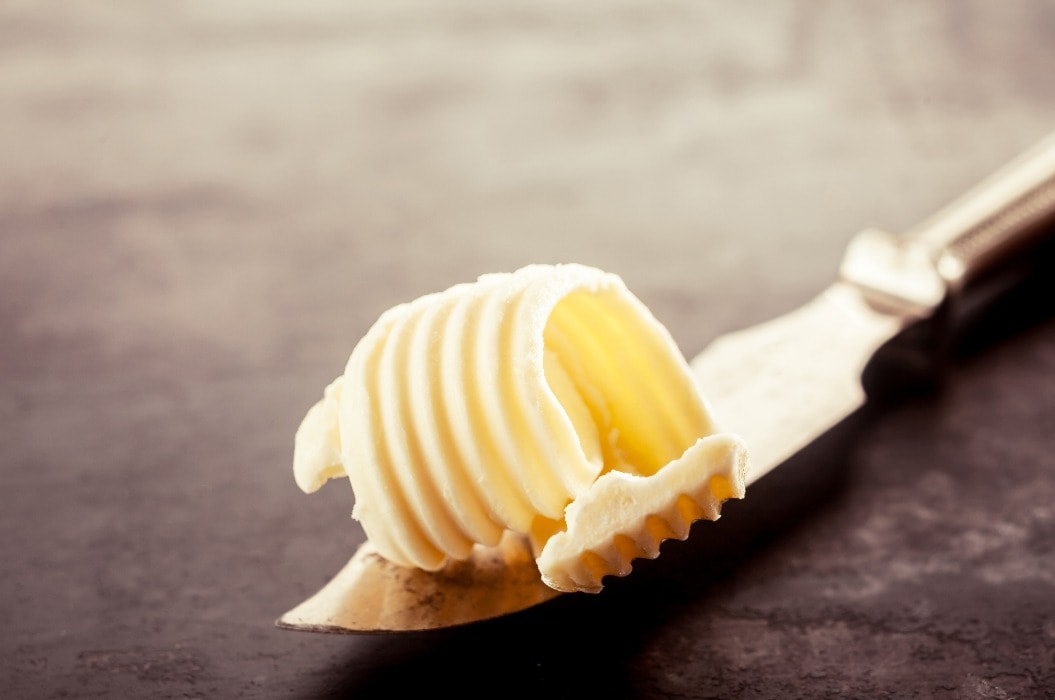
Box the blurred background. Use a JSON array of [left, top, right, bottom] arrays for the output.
[[3, 1, 1054, 698]]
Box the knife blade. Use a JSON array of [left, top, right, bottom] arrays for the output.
[[278, 131, 1055, 634], [692, 281, 901, 487]]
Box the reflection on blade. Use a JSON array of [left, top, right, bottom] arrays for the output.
[[691, 282, 904, 486], [277, 531, 559, 633]]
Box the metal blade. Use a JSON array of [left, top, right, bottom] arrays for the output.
[[691, 281, 904, 486], [277, 532, 560, 633]]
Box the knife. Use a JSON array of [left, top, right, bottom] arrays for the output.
[[277, 131, 1055, 634]]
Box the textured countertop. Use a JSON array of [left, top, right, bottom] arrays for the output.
[[3, 2, 1054, 698]]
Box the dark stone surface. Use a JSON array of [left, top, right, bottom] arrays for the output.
[[2, 2, 1054, 698]]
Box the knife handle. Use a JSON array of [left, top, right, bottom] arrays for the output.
[[848, 133, 1055, 396], [842, 132, 1055, 319], [908, 131, 1055, 292]]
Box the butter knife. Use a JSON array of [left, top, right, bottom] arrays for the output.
[[278, 131, 1055, 634]]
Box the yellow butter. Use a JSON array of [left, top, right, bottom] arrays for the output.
[[294, 264, 747, 593]]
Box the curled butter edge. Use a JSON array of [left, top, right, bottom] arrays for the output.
[[294, 263, 748, 594], [536, 433, 746, 593]]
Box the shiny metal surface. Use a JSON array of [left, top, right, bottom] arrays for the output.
[[278, 534, 559, 634], [692, 282, 904, 487]]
